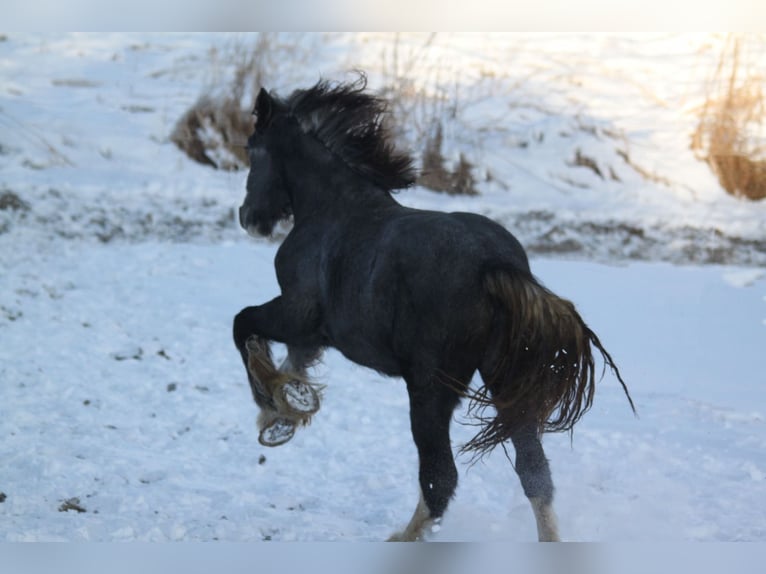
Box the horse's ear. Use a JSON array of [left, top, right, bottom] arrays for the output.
[[253, 87, 274, 132]]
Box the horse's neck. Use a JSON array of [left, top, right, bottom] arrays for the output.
[[285, 159, 397, 223]]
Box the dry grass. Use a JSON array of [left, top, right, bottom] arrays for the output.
[[418, 121, 478, 195], [378, 33, 478, 195], [0, 190, 30, 212], [692, 34, 766, 201], [171, 35, 277, 171], [172, 33, 480, 194], [171, 95, 250, 171]]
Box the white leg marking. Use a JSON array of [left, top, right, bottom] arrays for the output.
[[388, 491, 435, 542], [529, 497, 560, 542]]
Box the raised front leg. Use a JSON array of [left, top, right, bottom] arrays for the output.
[[233, 295, 322, 351], [243, 337, 321, 416], [389, 379, 461, 541], [232, 297, 323, 446], [278, 345, 324, 377], [511, 425, 561, 542], [243, 337, 323, 446]]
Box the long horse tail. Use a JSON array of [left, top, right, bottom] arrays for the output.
[[461, 268, 636, 457]]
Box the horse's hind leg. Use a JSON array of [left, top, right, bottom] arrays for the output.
[[389, 377, 461, 542], [511, 424, 560, 541]]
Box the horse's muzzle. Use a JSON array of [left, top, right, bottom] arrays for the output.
[[239, 204, 275, 237]]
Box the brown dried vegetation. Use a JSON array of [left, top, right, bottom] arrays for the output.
[[171, 36, 275, 171], [692, 35, 766, 201]]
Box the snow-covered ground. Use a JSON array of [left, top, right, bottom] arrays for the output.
[[1, 33, 765, 542]]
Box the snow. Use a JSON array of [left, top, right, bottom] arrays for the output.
[[1, 33, 765, 542], [723, 269, 765, 288]]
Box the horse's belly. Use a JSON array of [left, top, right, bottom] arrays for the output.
[[327, 330, 403, 377]]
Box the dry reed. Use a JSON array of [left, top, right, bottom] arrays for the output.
[[692, 34, 766, 200]]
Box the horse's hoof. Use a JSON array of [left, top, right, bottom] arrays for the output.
[[258, 417, 296, 447], [386, 531, 418, 542], [278, 379, 321, 417]]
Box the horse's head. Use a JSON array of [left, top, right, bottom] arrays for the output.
[[238, 88, 293, 237], [239, 78, 418, 237]]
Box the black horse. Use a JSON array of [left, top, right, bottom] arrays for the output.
[[232, 77, 635, 541]]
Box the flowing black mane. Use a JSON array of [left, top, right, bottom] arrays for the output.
[[280, 77, 416, 192]]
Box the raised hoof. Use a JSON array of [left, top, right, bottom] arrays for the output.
[[258, 417, 296, 447], [277, 379, 321, 417]]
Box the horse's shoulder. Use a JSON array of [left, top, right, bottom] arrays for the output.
[[274, 227, 324, 284]]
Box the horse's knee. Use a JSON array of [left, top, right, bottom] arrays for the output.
[[233, 307, 255, 348]]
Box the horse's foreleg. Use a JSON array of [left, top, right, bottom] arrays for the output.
[[511, 425, 560, 542], [278, 345, 324, 377], [233, 296, 321, 350], [245, 335, 321, 407], [389, 381, 460, 542], [233, 298, 323, 446]]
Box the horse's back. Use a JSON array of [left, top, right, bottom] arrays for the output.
[[380, 208, 530, 279], [446, 211, 530, 272]]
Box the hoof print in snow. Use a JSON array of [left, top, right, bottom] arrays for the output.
[[258, 417, 296, 447], [0, 492, 6, 503], [1, 305, 23, 322], [111, 347, 143, 361], [258, 455, 267, 465], [58, 497, 86, 513]]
